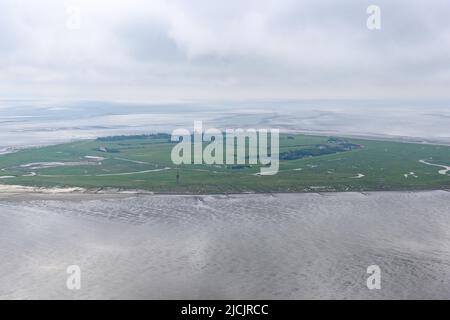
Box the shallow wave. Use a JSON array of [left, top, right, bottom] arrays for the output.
[[1, 191, 450, 299]]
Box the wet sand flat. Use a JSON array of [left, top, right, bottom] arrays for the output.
[[1, 191, 450, 299]]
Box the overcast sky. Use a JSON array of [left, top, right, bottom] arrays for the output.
[[0, 0, 449, 101]]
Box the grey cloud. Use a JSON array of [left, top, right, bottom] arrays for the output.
[[0, 0, 449, 101]]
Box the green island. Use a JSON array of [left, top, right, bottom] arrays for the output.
[[0, 133, 449, 193]]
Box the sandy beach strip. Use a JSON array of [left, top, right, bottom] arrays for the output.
[[0, 184, 155, 201]]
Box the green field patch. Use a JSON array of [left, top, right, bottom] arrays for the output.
[[0, 133, 449, 193]]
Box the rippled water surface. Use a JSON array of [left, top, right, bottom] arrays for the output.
[[1, 191, 450, 299]]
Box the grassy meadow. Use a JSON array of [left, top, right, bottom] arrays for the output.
[[0, 133, 449, 193]]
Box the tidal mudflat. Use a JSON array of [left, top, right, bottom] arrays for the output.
[[1, 190, 450, 299]]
